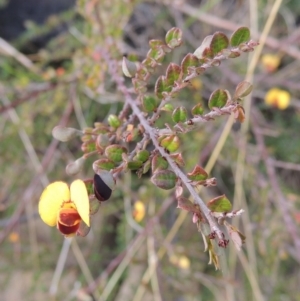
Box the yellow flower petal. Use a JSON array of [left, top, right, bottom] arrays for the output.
[[133, 201, 145, 222], [169, 254, 190, 269], [265, 88, 290, 110], [177, 255, 191, 270], [277, 90, 290, 110], [70, 180, 90, 227], [39, 182, 70, 226], [261, 54, 281, 72], [265, 88, 279, 106]]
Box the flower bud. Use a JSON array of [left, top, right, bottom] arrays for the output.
[[66, 157, 86, 175], [108, 114, 121, 129], [94, 171, 115, 201], [52, 126, 82, 142]]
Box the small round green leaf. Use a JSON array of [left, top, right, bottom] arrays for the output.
[[170, 153, 185, 167], [147, 48, 164, 63], [187, 165, 208, 181], [93, 122, 110, 134], [142, 95, 158, 112], [127, 160, 143, 170], [234, 81, 253, 99], [134, 150, 150, 163], [105, 145, 128, 163], [151, 170, 177, 190], [230, 27, 250, 47], [152, 154, 168, 172], [191, 103, 204, 116], [165, 27, 183, 49], [160, 135, 180, 152], [108, 114, 121, 128], [161, 103, 174, 112], [207, 195, 232, 212], [210, 32, 229, 56], [166, 63, 181, 86], [177, 197, 202, 215], [181, 53, 199, 78], [93, 158, 115, 171], [149, 39, 165, 49], [155, 76, 172, 99], [208, 89, 228, 109], [172, 106, 188, 123], [81, 141, 96, 153]]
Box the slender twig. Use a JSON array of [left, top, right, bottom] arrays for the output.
[[49, 238, 72, 296], [0, 37, 40, 74], [147, 200, 162, 301], [71, 239, 101, 299], [70, 83, 88, 129], [0, 77, 78, 115], [0, 101, 73, 244], [252, 109, 300, 263], [268, 158, 300, 172]]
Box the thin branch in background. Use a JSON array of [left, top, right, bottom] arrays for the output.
[[49, 238, 72, 296], [70, 83, 88, 129], [0, 76, 78, 115], [229, 1, 283, 299], [252, 109, 300, 263], [0, 37, 40, 74], [147, 200, 162, 301], [71, 239, 101, 299], [0, 101, 73, 244], [84, 196, 174, 297], [268, 158, 300, 172], [172, 1, 300, 60], [1, 96, 51, 267]]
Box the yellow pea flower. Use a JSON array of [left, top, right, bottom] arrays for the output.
[[169, 254, 191, 270], [133, 201, 145, 222], [261, 53, 281, 73], [39, 180, 90, 237], [265, 88, 290, 110]]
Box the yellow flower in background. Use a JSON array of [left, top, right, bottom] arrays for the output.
[[265, 88, 290, 110], [169, 254, 191, 270], [133, 200, 145, 222], [261, 53, 281, 73], [39, 180, 90, 237]]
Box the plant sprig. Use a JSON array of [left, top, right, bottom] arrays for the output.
[[51, 26, 258, 269]]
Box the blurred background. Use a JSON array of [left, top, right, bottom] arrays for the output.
[[1, 0, 300, 300]]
